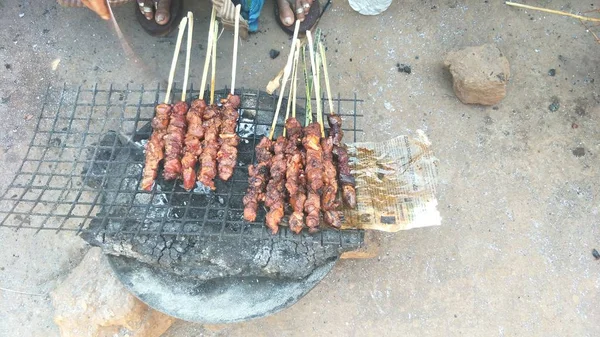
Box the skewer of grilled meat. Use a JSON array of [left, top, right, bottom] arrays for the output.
[[320, 136, 342, 228], [302, 122, 324, 232], [140, 103, 172, 191], [283, 117, 305, 233], [264, 136, 287, 234], [217, 94, 241, 181], [328, 115, 357, 209], [181, 99, 207, 190], [243, 137, 273, 222], [163, 101, 188, 180], [197, 103, 221, 190]]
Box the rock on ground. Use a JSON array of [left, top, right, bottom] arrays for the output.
[[50, 247, 175, 337], [444, 44, 510, 106]]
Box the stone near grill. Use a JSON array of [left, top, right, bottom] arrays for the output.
[[444, 44, 510, 106], [50, 248, 175, 337]]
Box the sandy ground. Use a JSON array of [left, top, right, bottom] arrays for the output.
[[1, 0, 599, 336]]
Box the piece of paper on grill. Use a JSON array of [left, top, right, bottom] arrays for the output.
[[342, 130, 441, 231]]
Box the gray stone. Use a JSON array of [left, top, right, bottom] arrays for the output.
[[444, 44, 510, 106], [349, 0, 393, 16]]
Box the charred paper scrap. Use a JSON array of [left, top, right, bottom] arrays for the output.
[[342, 130, 441, 231]]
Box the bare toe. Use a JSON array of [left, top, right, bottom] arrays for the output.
[[301, 0, 312, 13], [277, 0, 295, 26], [295, 0, 306, 22], [137, 0, 154, 20], [155, 0, 172, 25]]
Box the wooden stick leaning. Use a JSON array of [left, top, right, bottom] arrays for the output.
[[210, 21, 219, 105], [165, 16, 188, 103], [268, 20, 301, 140], [318, 42, 335, 115], [182, 12, 194, 102], [306, 31, 324, 137], [199, 8, 217, 100], [231, 4, 241, 95], [505, 2, 600, 22]]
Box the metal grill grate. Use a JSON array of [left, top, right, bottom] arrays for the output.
[[0, 84, 364, 247]]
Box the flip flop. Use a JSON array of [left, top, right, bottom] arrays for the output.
[[275, 0, 322, 36], [134, 0, 184, 37]]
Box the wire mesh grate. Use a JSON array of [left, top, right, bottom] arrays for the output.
[[0, 84, 365, 247]]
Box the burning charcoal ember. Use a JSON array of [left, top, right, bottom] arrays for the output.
[[163, 101, 188, 181], [140, 103, 172, 191]]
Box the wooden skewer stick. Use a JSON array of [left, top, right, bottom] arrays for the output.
[[164, 16, 188, 104], [505, 2, 600, 22], [199, 8, 217, 101], [291, 40, 301, 120], [268, 20, 301, 140], [283, 41, 300, 136], [302, 45, 312, 126], [315, 53, 324, 136], [318, 42, 335, 115], [306, 30, 324, 137], [231, 4, 241, 95], [210, 21, 219, 105], [181, 12, 194, 102]]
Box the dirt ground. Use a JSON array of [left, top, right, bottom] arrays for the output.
[[1, 0, 599, 336]]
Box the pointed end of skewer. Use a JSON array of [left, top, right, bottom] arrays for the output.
[[179, 16, 188, 29]]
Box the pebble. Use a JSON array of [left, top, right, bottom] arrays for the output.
[[548, 102, 559, 112], [548, 69, 556, 76], [269, 49, 280, 59], [397, 63, 411, 74], [572, 147, 585, 157], [593, 249, 600, 260]]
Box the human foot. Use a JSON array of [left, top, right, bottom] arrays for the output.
[[136, 0, 171, 25], [276, 0, 313, 27]]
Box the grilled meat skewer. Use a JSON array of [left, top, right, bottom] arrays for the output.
[[140, 103, 172, 191], [283, 118, 306, 233], [163, 101, 188, 180], [217, 94, 241, 181], [328, 115, 356, 209], [181, 99, 207, 190], [197, 104, 221, 190], [264, 136, 288, 234], [302, 122, 325, 232], [243, 137, 273, 222], [320, 136, 342, 228]]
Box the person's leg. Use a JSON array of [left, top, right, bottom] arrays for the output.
[[277, 0, 313, 27]]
